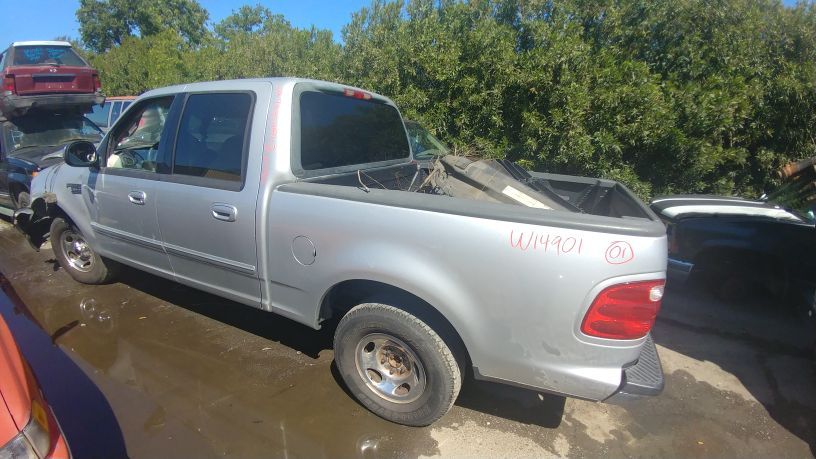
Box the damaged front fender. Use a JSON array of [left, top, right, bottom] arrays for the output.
[[13, 192, 58, 251]]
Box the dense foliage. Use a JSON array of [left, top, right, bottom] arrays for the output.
[[76, 0, 816, 199]]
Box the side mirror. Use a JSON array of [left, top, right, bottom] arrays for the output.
[[64, 141, 98, 168]]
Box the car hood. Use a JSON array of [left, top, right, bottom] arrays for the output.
[[8, 145, 66, 167], [650, 194, 810, 224]]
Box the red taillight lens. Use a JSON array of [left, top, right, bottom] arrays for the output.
[[581, 280, 665, 340], [343, 88, 372, 100], [3, 74, 15, 93], [92, 73, 101, 92]]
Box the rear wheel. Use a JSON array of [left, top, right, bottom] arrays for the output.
[[50, 217, 118, 284], [334, 303, 461, 426]]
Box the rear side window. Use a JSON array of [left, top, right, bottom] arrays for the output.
[[12, 46, 86, 66], [298, 91, 409, 171], [173, 93, 252, 183]]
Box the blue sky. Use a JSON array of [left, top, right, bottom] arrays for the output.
[[0, 0, 372, 47]]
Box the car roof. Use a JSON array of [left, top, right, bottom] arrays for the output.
[[10, 41, 72, 48]]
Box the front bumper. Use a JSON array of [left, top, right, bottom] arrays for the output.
[[1, 93, 105, 117], [606, 334, 665, 403]]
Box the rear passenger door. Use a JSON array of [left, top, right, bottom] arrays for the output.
[[155, 88, 266, 306]]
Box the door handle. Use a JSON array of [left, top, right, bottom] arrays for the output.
[[128, 191, 146, 205], [211, 203, 237, 222]]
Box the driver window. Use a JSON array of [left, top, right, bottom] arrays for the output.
[[107, 97, 173, 172]]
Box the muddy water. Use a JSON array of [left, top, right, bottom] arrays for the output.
[[0, 218, 814, 458]]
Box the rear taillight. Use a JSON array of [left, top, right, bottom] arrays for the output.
[[3, 74, 15, 94], [92, 73, 101, 92], [581, 280, 665, 340]]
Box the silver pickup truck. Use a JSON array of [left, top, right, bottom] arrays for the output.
[[13, 78, 667, 426]]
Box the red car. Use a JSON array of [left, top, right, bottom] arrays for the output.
[[0, 41, 104, 117], [0, 313, 70, 458]]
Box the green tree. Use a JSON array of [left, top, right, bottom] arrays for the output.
[[77, 0, 209, 53], [79, 0, 816, 200]]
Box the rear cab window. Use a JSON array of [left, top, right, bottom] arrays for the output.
[[292, 85, 410, 177]]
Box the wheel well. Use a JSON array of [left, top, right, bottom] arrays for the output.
[[320, 280, 471, 368], [8, 181, 27, 200]]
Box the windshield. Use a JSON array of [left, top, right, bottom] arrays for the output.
[[13, 45, 86, 66], [3, 114, 103, 152], [405, 121, 449, 159]]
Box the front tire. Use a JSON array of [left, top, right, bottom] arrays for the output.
[[334, 303, 461, 426], [50, 217, 118, 284]]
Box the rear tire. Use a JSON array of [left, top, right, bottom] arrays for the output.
[[334, 303, 461, 426], [50, 217, 118, 284]]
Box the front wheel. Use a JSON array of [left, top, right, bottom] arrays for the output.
[[334, 303, 461, 426], [50, 217, 118, 284]]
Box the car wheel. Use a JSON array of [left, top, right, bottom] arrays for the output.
[[334, 303, 461, 426], [50, 217, 118, 284], [12, 190, 30, 210]]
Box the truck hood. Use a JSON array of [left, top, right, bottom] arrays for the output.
[[650, 195, 810, 224]]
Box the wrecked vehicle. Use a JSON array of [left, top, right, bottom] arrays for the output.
[[0, 112, 103, 215], [0, 41, 104, 117], [14, 78, 667, 426]]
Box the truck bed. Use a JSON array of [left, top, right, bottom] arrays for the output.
[[305, 157, 657, 223]]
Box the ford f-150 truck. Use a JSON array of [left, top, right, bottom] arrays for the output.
[[13, 78, 667, 426]]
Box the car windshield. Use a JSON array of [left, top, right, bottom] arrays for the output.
[[13, 45, 86, 66], [405, 121, 449, 159], [2, 114, 102, 152]]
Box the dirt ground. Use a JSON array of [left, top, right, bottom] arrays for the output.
[[0, 217, 814, 458]]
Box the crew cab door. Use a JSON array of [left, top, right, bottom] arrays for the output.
[[155, 88, 266, 306], [90, 95, 176, 276]]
